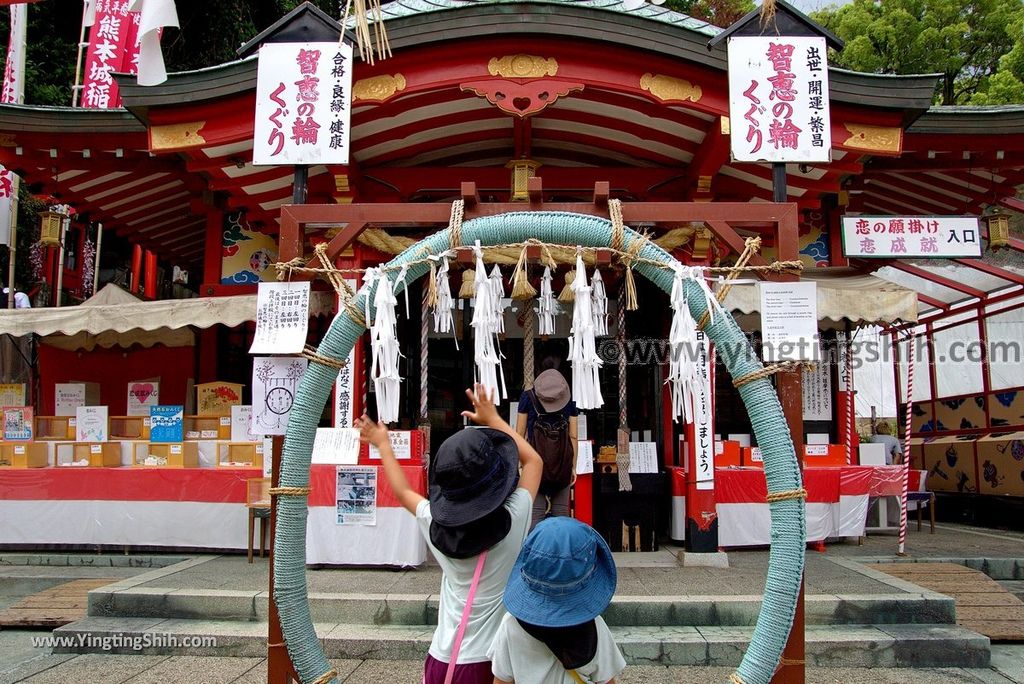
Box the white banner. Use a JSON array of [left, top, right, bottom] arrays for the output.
[[759, 282, 819, 362], [728, 36, 831, 163], [801, 343, 832, 421], [253, 41, 352, 165], [693, 331, 715, 490], [841, 216, 982, 258], [333, 282, 358, 427], [0, 3, 28, 246]]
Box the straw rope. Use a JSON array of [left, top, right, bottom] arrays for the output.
[[269, 486, 311, 497], [616, 277, 632, 492], [729, 673, 747, 684], [523, 305, 536, 390], [301, 346, 348, 371], [311, 668, 338, 684], [698, 236, 762, 329], [766, 488, 808, 503], [733, 361, 814, 389], [449, 199, 464, 252]]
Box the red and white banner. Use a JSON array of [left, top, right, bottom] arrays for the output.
[[728, 36, 831, 163], [0, 2, 27, 246], [841, 216, 982, 259], [81, 0, 141, 109]]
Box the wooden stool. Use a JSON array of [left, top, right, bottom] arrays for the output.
[[908, 491, 936, 533], [246, 478, 272, 563]]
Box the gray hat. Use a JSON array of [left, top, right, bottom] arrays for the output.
[[534, 369, 570, 413]]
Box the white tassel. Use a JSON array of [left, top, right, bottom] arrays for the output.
[[393, 263, 410, 320], [537, 266, 558, 336], [591, 268, 608, 337], [667, 267, 699, 424], [431, 255, 457, 349], [471, 242, 507, 401], [369, 270, 402, 423], [690, 266, 722, 327], [568, 252, 603, 410], [489, 264, 507, 335]]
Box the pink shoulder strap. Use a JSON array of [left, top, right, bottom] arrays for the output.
[[444, 550, 488, 684]]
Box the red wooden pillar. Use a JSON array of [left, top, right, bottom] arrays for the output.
[[684, 334, 718, 551], [198, 210, 223, 383], [143, 250, 158, 299], [130, 244, 143, 296]]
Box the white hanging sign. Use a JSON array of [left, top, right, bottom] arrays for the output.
[[253, 41, 353, 165], [252, 356, 308, 436], [368, 430, 413, 460], [311, 427, 361, 464], [250, 281, 310, 354], [333, 282, 359, 428], [840, 216, 981, 258], [692, 330, 715, 490], [576, 440, 594, 475], [801, 342, 832, 421], [728, 36, 831, 163], [759, 282, 819, 363]]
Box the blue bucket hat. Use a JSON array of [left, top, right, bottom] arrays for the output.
[[503, 517, 617, 627]]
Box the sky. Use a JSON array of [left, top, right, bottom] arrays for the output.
[[786, 0, 854, 13]]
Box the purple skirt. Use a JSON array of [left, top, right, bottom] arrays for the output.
[[423, 654, 493, 684]]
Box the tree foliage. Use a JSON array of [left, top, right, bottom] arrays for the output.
[[663, 0, 755, 27], [812, 0, 1024, 105]]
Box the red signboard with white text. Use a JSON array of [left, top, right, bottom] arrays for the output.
[[81, 0, 141, 109]]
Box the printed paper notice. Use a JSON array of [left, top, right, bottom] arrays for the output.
[[252, 357, 308, 436], [576, 440, 594, 475], [628, 442, 659, 474], [250, 282, 311, 354], [312, 427, 360, 465], [336, 465, 377, 525], [368, 430, 413, 460], [76, 406, 108, 442], [759, 282, 819, 363]]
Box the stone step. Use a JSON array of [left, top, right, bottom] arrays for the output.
[[86, 588, 957, 627], [50, 617, 990, 668]]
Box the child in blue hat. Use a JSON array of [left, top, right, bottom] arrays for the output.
[[488, 517, 626, 683], [358, 384, 542, 684]]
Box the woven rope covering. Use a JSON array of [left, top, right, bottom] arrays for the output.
[[302, 346, 347, 371], [766, 488, 808, 503], [275, 211, 805, 684], [733, 361, 811, 389], [268, 486, 310, 497]]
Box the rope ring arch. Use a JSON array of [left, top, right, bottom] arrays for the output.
[[276, 211, 805, 684]]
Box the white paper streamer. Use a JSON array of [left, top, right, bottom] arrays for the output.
[[431, 254, 456, 348], [471, 243, 507, 401], [667, 267, 700, 424], [591, 268, 608, 336], [368, 270, 401, 423], [568, 253, 603, 409], [489, 264, 507, 334], [537, 266, 557, 336]]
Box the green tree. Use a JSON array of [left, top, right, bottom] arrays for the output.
[[663, 0, 755, 27], [812, 0, 1024, 105]]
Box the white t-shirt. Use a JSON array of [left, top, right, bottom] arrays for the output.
[[415, 487, 533, 664], [488, 613, 626, 684]]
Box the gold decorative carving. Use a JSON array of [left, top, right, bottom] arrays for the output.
[[0, 134, 16, 147], [842, 123, 902, 154], [352, 74, 407, 102], [640, 73, 702, 103], [488, 55, 558, 79], [150, 121, 206, 151], [720, 116, 730, 135]]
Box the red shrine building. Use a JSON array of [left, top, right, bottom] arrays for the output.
[[1, 1, 1023, 511]]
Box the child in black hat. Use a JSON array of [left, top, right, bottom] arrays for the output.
[[357, 383, 542, 684]]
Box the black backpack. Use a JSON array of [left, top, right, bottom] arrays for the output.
[[527, 390, 574, 496]]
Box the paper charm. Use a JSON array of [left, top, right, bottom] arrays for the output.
[[431, 254, 456, 344], [368, 270, 402, 423], [667, 267, 700, 424], [471, 243, 507, 401], [591, 268, 608, 337], [568, 252, 603, 410], [488, 264, 507, 335], [537, 266, 558, 336]]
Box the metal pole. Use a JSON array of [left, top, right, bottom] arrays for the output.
[[6, 176, 18, 309], [92, 222, 103, 295]]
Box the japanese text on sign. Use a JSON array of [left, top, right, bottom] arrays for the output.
[[728, 36, 831, 163], [841, 216, 982, 258], [692, 331, 716, 490], [81, 0, 142, 109], [250, 281, 310, 354], [334, 283, 359, 427], [759, 282, 819, 363], [253, 42, 353, 165]]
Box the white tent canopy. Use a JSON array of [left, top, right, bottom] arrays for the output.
[[0, 284, 336, 349]]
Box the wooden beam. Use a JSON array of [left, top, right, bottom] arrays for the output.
[[461, 182, 479, 207], [952, 258, 1024, 286], [593, 181, 610, 206], [888, 261, 987, 300], [527, 176, 543, 204]]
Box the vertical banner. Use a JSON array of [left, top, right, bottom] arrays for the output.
[[333, 282, 358, 427], [253, 41, 353, 165], [693, 331, 715, 490], [81, 0, 133, 109], [0, 3, 27, 246], [801, 341, 832, 421], [727, 36, 831, 163]]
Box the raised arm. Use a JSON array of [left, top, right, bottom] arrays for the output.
[[462, 384, 542, 501], [356, 417, 425, 515]]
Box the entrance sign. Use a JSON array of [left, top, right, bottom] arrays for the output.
[[727, 36, 831, 163], [253, 41, 353, 166], [841, 216, 982, 258], [759, 282, 819, 362]]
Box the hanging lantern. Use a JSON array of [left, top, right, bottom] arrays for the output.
[[38, 210, 65, 246], [506, 158, 540, 202], [983, 211, 1011, 250]]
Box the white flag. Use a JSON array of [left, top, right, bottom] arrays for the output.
[[129, 0, 179, 86], [83, 0, 97, 28]]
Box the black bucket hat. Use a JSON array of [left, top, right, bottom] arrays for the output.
[[428, 427, 520, 527]]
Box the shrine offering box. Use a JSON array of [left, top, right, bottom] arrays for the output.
[[741, 446, 764, 467], [35, 416, 76, 440], [109, 416, 151, 440], [0, 442, 49, 468], [218, 442, 264, 469], [195, 382, 244, 417], [55, 383, 100, 416], [136, 442, 199, 468], [716, 440, 742, 468], [184, 415, 231, 440], [62, 442, 121, 467]]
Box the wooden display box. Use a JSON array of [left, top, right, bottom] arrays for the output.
[[66, 442, 121, 467], [109, 416, 151, 440], [0, 442, 49, 468], [138, 442, 199, 468], [218, 442, 264, 469], [184, 415, 231, 440], [35, 416, 75, 441]]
